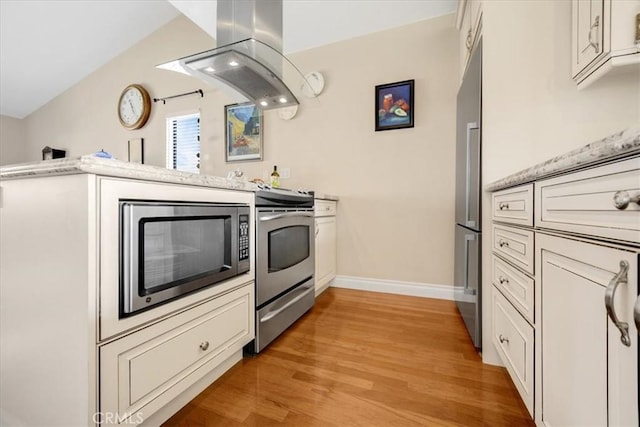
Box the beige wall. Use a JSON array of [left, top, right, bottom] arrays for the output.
[[0, 115, 26, 166], [21, 14, 459, 287], [480, 0, 639, 364]]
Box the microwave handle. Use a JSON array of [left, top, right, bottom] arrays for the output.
[[260, 212, 314, 222]]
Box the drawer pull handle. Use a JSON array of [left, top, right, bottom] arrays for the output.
[[605, 260, 631, 347], [498, 276, 509, 285], [199, 341, 210, 351], [499, 334, 509, 344], [613, 190, 640, 210], [634, 295, 640, 336], [498, 202, 509, 210], [498, 239, 509, 248]]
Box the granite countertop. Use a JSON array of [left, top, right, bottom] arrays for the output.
[[0, 156, 259, 192], [486, 127, 640, 191], [314, 192, 339, 201]]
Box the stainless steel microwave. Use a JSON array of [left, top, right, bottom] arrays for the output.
[[120, 201, 250, 316]]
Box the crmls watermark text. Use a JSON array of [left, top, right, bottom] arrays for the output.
[[93, 411, 144, 425]]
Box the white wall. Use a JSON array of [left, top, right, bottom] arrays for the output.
[[0, 115, 26, 166], [20, 14, 459, 288], [480, 0, 640, 364]]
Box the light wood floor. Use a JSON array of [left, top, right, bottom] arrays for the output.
[[164, 288, 535, 426]]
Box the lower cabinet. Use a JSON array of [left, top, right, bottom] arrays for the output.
[[315, 199, 337, 295], [99, 284, 254, 424], [536, 233, 638, 426]]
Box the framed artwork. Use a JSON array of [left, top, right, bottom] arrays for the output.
[[128, 138, 144, 163], [225, 102, 263, 162], [375, 79, 414, 131]]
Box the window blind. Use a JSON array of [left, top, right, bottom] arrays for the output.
[[166, 113, 200, 174]]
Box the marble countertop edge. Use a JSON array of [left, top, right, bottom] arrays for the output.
[[485, 127, 640, 192]]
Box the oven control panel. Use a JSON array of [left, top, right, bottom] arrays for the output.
[[239, 214, 250, 261]]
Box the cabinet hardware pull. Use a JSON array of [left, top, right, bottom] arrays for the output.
[[466, 28, 473, 52], [635, 295, 640, 336], [499, 276, 509, 284], [499, 334, 509, 344], [605, 260, 631, 347], [586, 15, 600, 52], [613, 190, 640, 210], [199, 341, 210, 351], [498, 202, 509, 210], [498, 239, 509, 248]]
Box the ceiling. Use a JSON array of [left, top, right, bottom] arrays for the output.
[[0, 0, 457, 119]]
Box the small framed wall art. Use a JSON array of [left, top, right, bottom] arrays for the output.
[[128, 138, 144, 163], [225, 103, 263, 163], [375, 79, 414, 131]]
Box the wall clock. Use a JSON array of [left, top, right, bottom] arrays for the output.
[[118, 84, 151, 130]]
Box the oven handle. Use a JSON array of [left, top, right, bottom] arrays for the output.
[[259, 212, 314, 221], [259, 283, 315, 323]]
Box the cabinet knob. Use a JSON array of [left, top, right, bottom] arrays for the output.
[[613, 190, 640, 210], [498, 202, 509, 210], [199, 341, 210, 351], [498, 239, 509, 248], [498, 276, 509, 285], [499, 334, 509, 344]]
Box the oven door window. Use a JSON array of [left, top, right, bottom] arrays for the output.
[[268, 225, 310, 272], [140, 216, 231, 294]]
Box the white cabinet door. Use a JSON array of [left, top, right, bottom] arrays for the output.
[[537, 233, 638, 427], [572, 0, 605, 77], [315, 216, 337, 295]]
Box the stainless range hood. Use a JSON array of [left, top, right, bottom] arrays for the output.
[[159, 0, 308, 110]]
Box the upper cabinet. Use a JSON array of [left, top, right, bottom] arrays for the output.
[[571, 0, 640, 88], [457, 0, 483, 80]]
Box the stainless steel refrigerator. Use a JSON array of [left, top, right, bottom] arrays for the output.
[[454, 38, 482, 348]]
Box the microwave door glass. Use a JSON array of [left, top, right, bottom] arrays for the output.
[[141, 216, 232, 294], [268, 225, 310, 272]]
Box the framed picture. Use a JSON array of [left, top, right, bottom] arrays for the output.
[[225, 102, 263, 162], [375, 79, 414, 131], [128, 138, 144, 163]]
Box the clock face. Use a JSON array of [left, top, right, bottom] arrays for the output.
[[118, 84, 151, 130]]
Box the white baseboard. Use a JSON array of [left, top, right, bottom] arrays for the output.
[[331, 275, 454, 301]]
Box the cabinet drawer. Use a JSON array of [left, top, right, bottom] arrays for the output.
[[315, 199, 336, 217], [535, 157, 640, 244], [492, 255, 534, 324], [492, 287, 534, 416], [492, 183, 534, 226], [100, 284, 254, 424], [493, 224, 535, 275]]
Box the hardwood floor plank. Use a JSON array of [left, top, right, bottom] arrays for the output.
[[164, 288, 535, 426]]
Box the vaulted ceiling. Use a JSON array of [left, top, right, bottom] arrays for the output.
[[0, 0, 457, 119]]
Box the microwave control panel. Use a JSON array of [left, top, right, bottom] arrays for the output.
[[239, 214, 250, 261]]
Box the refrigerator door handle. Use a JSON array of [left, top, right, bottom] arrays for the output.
[[465, 122, 480, 228], [464, 233, 477, 295]]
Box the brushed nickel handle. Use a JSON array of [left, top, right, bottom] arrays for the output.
[[499, 334, 509, 344], [498, 202, 509, 210], [634, 295, 640, 336], [613, 190, 640, 210], [605, 260, 631, 347], [466, 28, 473, 52], [498, 239, 509, 248], [199, 341, 210, 351], [499, 276, 509, 285], [588, 15, 600, 52]]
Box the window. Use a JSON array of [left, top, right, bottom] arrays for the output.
[[166, 112, 200, 173]]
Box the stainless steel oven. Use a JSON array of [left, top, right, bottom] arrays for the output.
[[120, 201, 250, 316], [250, 188, 315, 352]]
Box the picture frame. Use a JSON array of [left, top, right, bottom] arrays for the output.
[[375, 79, 414, 131], [225, 102, 263, 162], [128, 138, 144, 163]]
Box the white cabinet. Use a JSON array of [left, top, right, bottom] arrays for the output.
[[315, 199, 337, 295], [457, 0, 483, 79], [536, 233, 638, 426], [572, 0, 640, 87]]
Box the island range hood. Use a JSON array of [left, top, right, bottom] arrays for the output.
[[158, 0, 310, 110]]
